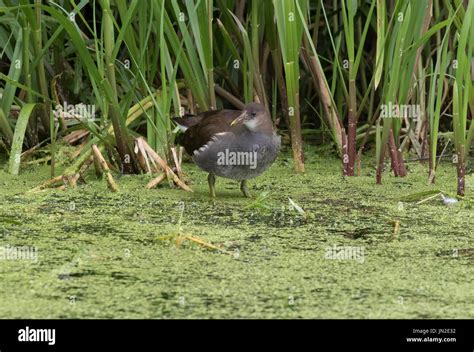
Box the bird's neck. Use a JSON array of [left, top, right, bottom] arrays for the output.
[[244, 119, 275, 135]]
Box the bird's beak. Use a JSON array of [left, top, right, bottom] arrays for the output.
[[230, 111, 246, 126]]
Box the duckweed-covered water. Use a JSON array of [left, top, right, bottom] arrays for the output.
[[0, 149, 473, 318]]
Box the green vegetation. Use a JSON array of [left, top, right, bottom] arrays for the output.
[[0, 151, 473, 318], [0, 0, 473, 193], [0, 0, 473, 319]]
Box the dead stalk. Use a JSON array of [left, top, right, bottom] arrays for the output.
[[92, 144, 119, 192]]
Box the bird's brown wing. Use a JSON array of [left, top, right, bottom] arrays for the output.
[[178, 110, 242, 154], [173, 109, 236, 128]]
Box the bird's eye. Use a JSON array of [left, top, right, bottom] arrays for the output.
[[251, 112, 257, 117]]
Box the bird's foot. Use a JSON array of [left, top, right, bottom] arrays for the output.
[[240, 180, 252, 198], [208, 173, 216, 198]]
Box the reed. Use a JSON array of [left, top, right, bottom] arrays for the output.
[[273, 0, 308, 173], [451, 0, 474, 196], [0, 0, 472, 196]]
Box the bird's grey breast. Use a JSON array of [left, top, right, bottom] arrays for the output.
[[193, 132, 280, 180]]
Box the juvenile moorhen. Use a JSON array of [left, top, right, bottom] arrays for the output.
[[174, 103, 280, 197]]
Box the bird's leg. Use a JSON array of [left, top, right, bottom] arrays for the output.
[[240, 180, 251, 198], [208, 173, 216, 198]]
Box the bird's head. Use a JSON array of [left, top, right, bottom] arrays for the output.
[[230, 103, 270, 132]]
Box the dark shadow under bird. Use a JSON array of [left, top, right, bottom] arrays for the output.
[[173, 103, 281, 197]]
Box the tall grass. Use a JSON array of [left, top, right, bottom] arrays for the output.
[[451, 0, 474, 196], [273, 0, 307, 173]]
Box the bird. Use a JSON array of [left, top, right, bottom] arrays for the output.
[[173, 102, 281, 197]]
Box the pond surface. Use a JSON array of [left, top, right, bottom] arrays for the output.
[[0, 150, 473, 318]]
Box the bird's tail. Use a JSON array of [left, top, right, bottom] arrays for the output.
[[172, 114, 204, 131]]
